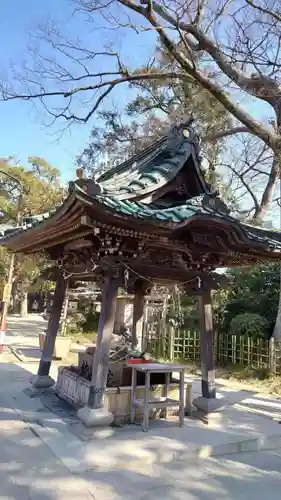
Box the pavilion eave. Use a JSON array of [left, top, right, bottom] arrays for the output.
[[1, 185, 281, 274]]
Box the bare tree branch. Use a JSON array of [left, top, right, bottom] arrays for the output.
[[118, 0, 277, 148], [1, 0, 281, 225], [245, 0, 281, 23], [201, 126, 249, 143], [221, 161, 260, 214], [1, 70, 195, 123], [143, 0, 281, 104]]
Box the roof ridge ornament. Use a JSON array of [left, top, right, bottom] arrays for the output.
[[76, 167, 84, 179], [66, 166, 102, 197], [167, 116, 194, 137]]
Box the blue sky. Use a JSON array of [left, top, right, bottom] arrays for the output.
[[0, 1, 92, 180], [0, 0, 152, 181], [0, 1, 82, 179], [0, 0, 274, 186]]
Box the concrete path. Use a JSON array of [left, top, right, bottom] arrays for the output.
[[6, 314, 46, 336], [5, 374, 281, 471], [2, 385, 281, 499], [0, 391, 94, 499], [81, 448, 281, 500], [5, 314, 86, 362], [2, 315, 281, 498]]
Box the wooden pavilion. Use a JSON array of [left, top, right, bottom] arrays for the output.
[[2, 118, 281, 425]]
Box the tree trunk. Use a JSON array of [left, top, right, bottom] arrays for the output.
[[273, 267, 281, 341], [253, 157, 278, 220], [60, 283, 69, 336], [11, 294, 17, 314], [273, 149, 281, 340], [11, 282, 18, 314], [20, 292, 28, 317]]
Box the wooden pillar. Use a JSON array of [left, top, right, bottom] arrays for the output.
[[132, 291, 145, 350], [88, 275, 118, 408], [78, 275, 118, 426], [31, 273, 67, 389], [198, 281, 216, 399], [60, 281, 70, 336]]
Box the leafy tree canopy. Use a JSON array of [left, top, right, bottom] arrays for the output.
[[0, 157, 65, 311], [0, 156, 65, 222], [216, 264, 279, 338]]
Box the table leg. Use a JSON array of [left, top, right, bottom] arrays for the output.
[[163, 372, 169, 419], [185, 384, 192, 416], [179, 369, 185, 427], [130, 368, 137, 424], [143, 370, 150, 432]]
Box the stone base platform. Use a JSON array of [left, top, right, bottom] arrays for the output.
[[4, 382, 281, 474]]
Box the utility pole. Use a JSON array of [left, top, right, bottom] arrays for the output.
[[0, 171, 23, 351]]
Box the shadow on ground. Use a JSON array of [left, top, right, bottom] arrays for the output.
[[2, 382, 281, 500], [235, 394, 281, 421], [1, 358, 281, 498], [8, 347, 42, 361]]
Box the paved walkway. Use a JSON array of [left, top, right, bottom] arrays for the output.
[[2, 377, 281, 499], [2, 314, 281, 498], [4, 363, 281, 467], [5, 314, 86, 362], [0, 394, 93, 500]]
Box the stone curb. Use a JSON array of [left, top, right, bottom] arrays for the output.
[[8, 347, 28, 362], [176, 433, 281, 461], [108, 434, 281, 470], [11, 397, 281, 471], [27, 418, 281, 472]]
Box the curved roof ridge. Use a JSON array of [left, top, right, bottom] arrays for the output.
[[95, 117, 198, 184]]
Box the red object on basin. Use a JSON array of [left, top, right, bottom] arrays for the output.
[[127, 359, 152, 364]]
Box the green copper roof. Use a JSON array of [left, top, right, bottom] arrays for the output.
[[1, 117, 281, 256], [240, 223, 281, 248], [98, 196, 195, 222], [95, 194, 281, 250], [1, 186, 281, 253], [97, 194, 228, 223], [95, 119, 211, 200], [0, 193, 230, 241], [2, 189, 281, 251]]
